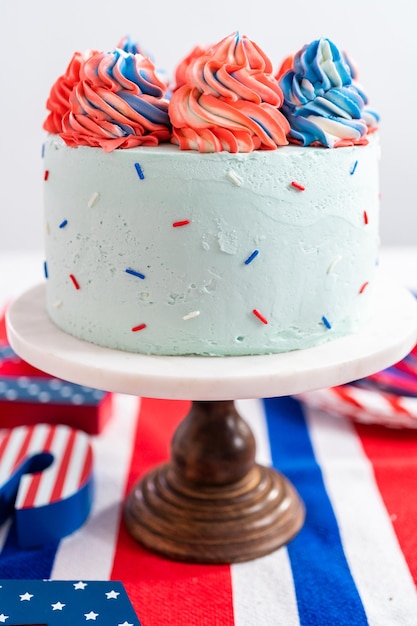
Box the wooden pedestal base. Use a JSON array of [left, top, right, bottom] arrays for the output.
[[124, 400, 305, 563]]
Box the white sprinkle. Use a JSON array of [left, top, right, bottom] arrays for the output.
[[226, 170, 243, 187], [327, 255, 342, 274], [46, 222, 50, 235], [88, 191, 99, 208], [53, 299, 63, 308], [183, 310, 201, 321]]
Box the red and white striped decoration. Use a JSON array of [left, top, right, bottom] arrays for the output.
[[0, 423, 93, 510], [297, 384, 417, 429]]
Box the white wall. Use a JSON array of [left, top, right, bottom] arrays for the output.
[[1, 0, 416, 252]]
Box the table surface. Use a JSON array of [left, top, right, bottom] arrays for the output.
[[1, 246, 417, 626]]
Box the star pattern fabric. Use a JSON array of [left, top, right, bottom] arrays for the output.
[[74, 581, 88, 590], [19, 592, 33, 601], [0, 580, 140, 624]]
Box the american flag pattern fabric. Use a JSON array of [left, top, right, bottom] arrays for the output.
[[1, 393, 417, 625], [299, 343, 417, 429], [0, 579, 140, 624], [360, 343, 417, 395]]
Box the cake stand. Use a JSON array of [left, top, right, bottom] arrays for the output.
[[6, 277, 417, 563]]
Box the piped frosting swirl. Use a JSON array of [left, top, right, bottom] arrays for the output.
[[44, 46, 171, 151], [169, 32, 290, 152], [278, 38, 378, 147], [44, 35, 378, 153], [173, 45, 207, 90], [44, 50, 96, 135], [341, 50, 380, 131]]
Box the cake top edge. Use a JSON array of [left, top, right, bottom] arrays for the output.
[[43, 33, 379, 154], [44, 129, 381, 158]]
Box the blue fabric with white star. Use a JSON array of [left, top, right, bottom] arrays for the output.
[[0, 344, 107, 406], [0, 375, 107, 406], [0, 579, 141, 625]]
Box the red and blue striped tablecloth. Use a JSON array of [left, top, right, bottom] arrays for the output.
[[2, 392, 417, 626]]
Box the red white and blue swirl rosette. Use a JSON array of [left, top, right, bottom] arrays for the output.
[[297, 334, 417, 429]]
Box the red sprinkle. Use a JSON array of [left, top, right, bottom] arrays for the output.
[[132, 323, 147, 332], [172, 220, 190, 228], [252, 309, 269, 325], [44, 170, 49, 181], [291, 181, 305, 191], [69, 274, 80, 290], [359, 281, 369, 294], [363, 210, 368, 225]]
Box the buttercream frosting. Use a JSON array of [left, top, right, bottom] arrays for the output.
[[43, 134, 380, 356], [278, 38, 378, 147], [169, 32, 290, 153], [44, 47, 171, 152]]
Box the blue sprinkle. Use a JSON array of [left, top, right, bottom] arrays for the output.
[[44, 261, 48, 279], [244, 249, 259, 265], [125, 268, 146, 280], [350, 160, 358, 175], [41, 143, 45, 158], [321, 315, 332, 329], [59, 219, 68, 229], [134, 162, 145, 180]]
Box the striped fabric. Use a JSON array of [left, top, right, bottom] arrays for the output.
[[298, 384, 417, 428], [1, 393, 417, 625]]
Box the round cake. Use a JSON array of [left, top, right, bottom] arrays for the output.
[[42, 34, 380, 356]]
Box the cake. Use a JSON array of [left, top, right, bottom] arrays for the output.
[[42, 34, 380, 357]]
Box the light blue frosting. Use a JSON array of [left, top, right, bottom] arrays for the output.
[[44, 135, 380, 356]]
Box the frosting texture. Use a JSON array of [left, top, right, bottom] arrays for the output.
[[173, 45, 207, 90], [44, 35, 378, 153], [44, 50, 96, 135], [169, 32, 290, 152], [342, 51, 380, 131], [116, 35, 148, 56], [44, 47, 171, 151], [43, 135, 380, 356], [278, 38, 378, 147]]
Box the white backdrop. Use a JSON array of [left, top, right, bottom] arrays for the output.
[[1, 0, 416, 252]]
